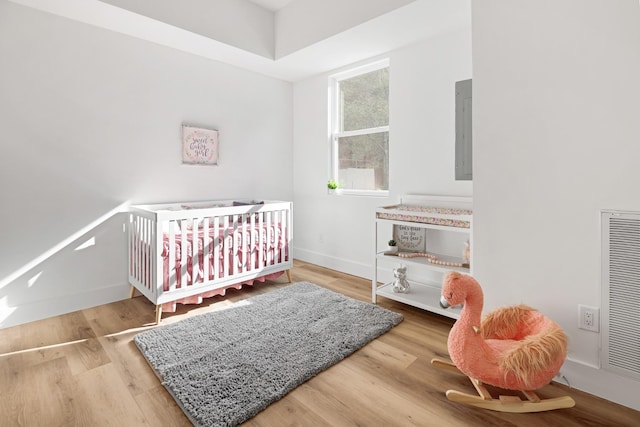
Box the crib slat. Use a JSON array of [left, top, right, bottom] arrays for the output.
[[274, 210, 280, 265], [149, 218, 155, 288], [153, 218, 160, 296], [266, 211, 273, 265], [203, 217, 210, 282], [137, 218, 143, 285], [140, 217, 145, 291], [144, 217, 150, 288], [280, 211, 289, 262], [258, 212, 264, 268], [132, 217, 137, 280], [232, 214, 238, 276], [275, 210, 281, 265], [139, 217, 145, 288], [191, 217, 198, 286], [223, 215, 230, 280], [128, 214, 133, 277], [181, 220, 188, 289], [283, 210, 287, 263], [214, 216, 220, 280], [284, 208, 290, 262], [250, 213, 256, 272], [240, 214, 249, 273], [169, 222, 176, 292], [138, 218, 146, 290]]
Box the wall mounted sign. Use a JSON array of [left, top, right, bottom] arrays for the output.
[[182, 124, 219, 165]]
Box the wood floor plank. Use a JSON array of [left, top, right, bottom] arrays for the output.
[[0, 259, 639, 426], [3, 356, 78, 426], [1, 310, 96, 354], [72, 363, 150, 426], [293, 368, 405, 427], [96, 332, 160, 397], [243, 393, 332, 427], [0, 354, 27, 423], [312, 360, 442, 426], [133, 385, 191, 426], [275, 383, 362, 427], [83, 297, 157, 336], [0, 311, 111, 378], [355, 338, 418, 371]]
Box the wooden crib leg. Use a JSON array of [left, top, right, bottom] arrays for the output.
[[286, 269, 292, 283], [129, 285, 136, 299], [155, 305, 163, 325]]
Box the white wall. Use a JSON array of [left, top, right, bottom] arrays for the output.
[[473, 0, 640, 411], [292, 28, 472, 278], [98, 0, 275, 58], [0, 1, 293, 328], [275, 0, 414, 58]]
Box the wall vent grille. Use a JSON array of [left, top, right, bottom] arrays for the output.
[[602, 211, 640, 379]]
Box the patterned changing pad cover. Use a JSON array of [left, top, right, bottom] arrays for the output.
[[376, 205, 472, 228]]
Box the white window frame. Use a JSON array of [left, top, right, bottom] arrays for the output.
[[329, 59, 390, 197]]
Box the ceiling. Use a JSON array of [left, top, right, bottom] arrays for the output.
[[9, 0, 470, 82], [248, 0, 295, 12]]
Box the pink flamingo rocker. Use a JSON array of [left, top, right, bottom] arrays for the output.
[[430, 271, 576, 412]]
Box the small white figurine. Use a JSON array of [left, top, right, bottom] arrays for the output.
[[392, 265, 410, 293]]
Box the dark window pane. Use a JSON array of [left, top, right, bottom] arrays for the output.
[[339, 68, 389, 132], [337, 132, 389, 191]]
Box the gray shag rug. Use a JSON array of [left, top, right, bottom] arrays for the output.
[[134, 281, 403, 427]]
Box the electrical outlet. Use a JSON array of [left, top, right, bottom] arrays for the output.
[[578, 305, 600, 332]]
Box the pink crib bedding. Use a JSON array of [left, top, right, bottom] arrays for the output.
[[160, 223, 288, 312], [160, 272, 284, 313]]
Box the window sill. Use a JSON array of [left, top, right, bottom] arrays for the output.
[[330, 189, 389, 198]]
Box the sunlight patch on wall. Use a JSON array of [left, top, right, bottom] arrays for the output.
[[27, 271, 43, 288], [75, 237, 96, 251], [0, 297, 16, 325], [0, 201, 130, 291]]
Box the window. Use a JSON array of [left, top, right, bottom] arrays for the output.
[[330, 60, 389, 194]]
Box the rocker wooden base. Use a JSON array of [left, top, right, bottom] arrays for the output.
[[430, 358, 576, 413]]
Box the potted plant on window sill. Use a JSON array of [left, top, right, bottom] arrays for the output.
[[327, 179, 338, 194]]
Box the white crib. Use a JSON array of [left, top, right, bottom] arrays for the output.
[[128, 200, 293, 323]]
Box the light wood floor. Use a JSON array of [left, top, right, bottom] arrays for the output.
[[1, 260, 639, 426]]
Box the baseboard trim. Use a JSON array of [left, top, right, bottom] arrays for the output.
[[1, 282, 129, 329], [293, 247, 372, 280], [557, 358, 639, 411]]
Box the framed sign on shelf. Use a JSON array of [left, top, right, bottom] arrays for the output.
[[182, 124, 219, 165], [393, 225, 427, 252]]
